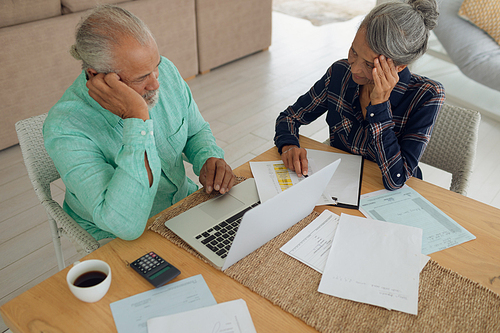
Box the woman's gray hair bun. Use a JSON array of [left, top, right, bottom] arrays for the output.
[[359, 0, 439, 66], [409, 0, 439, 31]]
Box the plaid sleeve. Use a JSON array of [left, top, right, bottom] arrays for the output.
[[274, 66, 332, 153], [367, 80, 445, 190]]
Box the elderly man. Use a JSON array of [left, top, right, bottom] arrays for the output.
[[44, 5, 234, 243]]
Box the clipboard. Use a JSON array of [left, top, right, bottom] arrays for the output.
[[306, 149, 364, 209]]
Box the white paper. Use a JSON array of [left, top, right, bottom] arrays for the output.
[[280, 210, 340, 273], [147, 299, 256, 333], [281, 210, 429, 273], [110, 275, 216, 333], [359, 186, 476, 254], [318, 214, 422, 315], [306, 149, 362, 207]]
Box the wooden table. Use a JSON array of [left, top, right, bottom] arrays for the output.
[[2, 137, 500, 333]]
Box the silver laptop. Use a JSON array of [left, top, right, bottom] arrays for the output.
[[165, 159, 341, 270]]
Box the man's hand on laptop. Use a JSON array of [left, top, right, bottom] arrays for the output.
[[199, 157, 235, 195]]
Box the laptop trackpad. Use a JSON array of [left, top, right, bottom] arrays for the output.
[[199, 194, 245, 220]]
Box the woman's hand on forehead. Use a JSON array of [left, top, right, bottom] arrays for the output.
[[369, 55, 399, 106]]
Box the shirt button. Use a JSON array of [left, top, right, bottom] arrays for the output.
[[397, 173, 401, 177], [141, 130, 146, 136], [370, 113, 375, 117], [150, 131, 154, 136]]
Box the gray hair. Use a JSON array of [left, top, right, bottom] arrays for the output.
[[359, 0, 439, 66], [69, 5, 155, 73]]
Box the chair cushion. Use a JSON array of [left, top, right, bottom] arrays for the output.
[[0, 0, 60, 28], [459, 0, 500, 45]]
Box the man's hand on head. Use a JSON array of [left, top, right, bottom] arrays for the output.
[[86, 72, 149, 121], [199, 157, 235, 195]]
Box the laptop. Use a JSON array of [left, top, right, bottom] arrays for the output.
[[165, 159, 341, 270]]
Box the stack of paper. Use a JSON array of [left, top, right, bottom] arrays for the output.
[[281, 211, 425, 315], [110, 275, 256, 333], [147, 299, 256, 333]]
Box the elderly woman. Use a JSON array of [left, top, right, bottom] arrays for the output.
[[274, 0, 445, 190]]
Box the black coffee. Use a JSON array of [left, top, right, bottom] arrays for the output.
[[74, 271, 107, 287]]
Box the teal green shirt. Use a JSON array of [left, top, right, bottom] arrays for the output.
[[44, 57, 224, 241]]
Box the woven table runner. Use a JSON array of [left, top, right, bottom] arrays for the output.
[[149, 178, 500, 332]]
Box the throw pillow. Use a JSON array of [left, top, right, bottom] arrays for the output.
[[458, 0, 500, 45]]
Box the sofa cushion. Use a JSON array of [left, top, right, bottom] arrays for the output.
[[0, 0, 60, 28], [433, 0, 500, 91], [459, 0, 500, 45], [61, 0, 124, 14]]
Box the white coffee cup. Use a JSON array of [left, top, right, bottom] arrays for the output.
[[66, 259, 111, 303]]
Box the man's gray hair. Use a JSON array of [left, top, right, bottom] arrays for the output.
[[360, 0, 439, 66], [69, 4, 155, 73]]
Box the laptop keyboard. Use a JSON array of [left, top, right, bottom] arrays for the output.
[[195, 201, 261, 259]]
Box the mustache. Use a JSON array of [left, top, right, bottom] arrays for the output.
[[142, 90, 158, 101]]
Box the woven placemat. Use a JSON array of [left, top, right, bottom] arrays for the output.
[[149, 178, 500, 332]]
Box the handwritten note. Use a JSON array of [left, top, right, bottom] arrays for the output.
[[147, 299, 257, 333], [318, 214, 422, 315], [359, 186, 475, 254], [280, 210, 340, 273]]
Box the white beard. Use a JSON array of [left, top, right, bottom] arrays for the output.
[[143, 89, 159, 111]]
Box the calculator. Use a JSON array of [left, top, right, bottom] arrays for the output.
[[130, 251, 180, 288]]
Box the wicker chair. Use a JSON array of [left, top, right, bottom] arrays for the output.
[[323, 104, 480, 196], [420, 104, 481, 196], [15, 113, 99, 270]]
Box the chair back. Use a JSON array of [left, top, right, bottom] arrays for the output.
[[15, 113, 60, 203], [420, 104, 481, 195]]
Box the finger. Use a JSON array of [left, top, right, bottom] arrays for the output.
[[386, 58, 399, 82], [282, 151, 293, 171], [212, 160, 226, 192], [372, 66, 382, 88], [300, 155, 309, 176], [219, 164, 234, 194], [204, 159, 216, 193], [292, 152, 303, 177], [103, 73, 122, 89]]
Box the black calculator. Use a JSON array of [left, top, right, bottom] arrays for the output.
[[130, 251, 180, 288]]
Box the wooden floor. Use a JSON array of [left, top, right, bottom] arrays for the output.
[[1, 12, 500, 333]]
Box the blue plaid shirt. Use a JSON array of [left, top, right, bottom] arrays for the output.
[[275, 59, 445, 190]]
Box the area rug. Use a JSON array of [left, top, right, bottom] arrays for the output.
[[273, 0, 376, 26], [149, 178, 500, 332]]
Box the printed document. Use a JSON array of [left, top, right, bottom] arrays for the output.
[[147, 299, 256, 333], [110, 275, 216, 333], [250, 149, 361, 207], [280, 210, 340, 273], [359, 186, 476, 254], [318, 214, 423, 315]]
